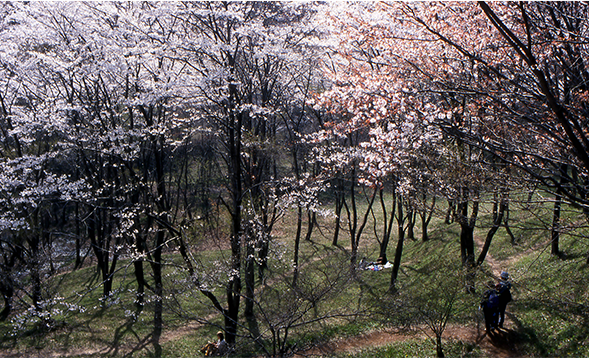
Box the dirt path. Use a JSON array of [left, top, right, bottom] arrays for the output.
[[299, 323, 523, 357], [295, 235, 525, 358]]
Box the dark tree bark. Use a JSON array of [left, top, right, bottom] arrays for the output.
[[332, 177, 345, 246], [444, 200, 455, 224], [390, 196, 406, 293], [476, 192, 507, 265], [377, 187, 396, 264], [551, 168, 566, 257], [406, 208, 416, 241], [419, 195, 436, 242]]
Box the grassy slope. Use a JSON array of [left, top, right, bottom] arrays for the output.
[[1, 192, 589, 357]]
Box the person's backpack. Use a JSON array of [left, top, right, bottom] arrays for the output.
[[487, 290, 499, 309], [498, 283, 512, 303]]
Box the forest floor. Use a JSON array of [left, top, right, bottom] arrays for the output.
[[299, 323, 523, 357], [1, 235, 529, 358], [296, 234, 525, 358]]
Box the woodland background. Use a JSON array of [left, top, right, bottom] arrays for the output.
[[0, 2, 589, 357]]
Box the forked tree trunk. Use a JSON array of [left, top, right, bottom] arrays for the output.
[[477, 192, 507, 265], [378, 188, 396, 264]]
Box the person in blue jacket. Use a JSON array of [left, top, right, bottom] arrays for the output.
[[481, 281, 499, 333], [496, 271, 512, 328]]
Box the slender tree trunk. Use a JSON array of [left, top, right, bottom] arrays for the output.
[[457, 194, 478, 267], [244, 229, 256, 318], [390, 196, 405, 293], [445, 200, 455, 224], [502, 201, 518, 246], [551, 164, 567, 257], [226, 80, 242, 345], [332, 178, 344, 246], [476, 193, 507, 265], [134, 231, 147, 314], [457, 189, 478, 293], [420, 196, 436, 242], [551, 190, 562, 257], [347, 168, 358, 265], [407, 208, 416, 241], [351, 188, 377, 266], [292, 149, 303, 287], [30, 240, 43, 311], [74, 202, 83, 270], [378, 188, 396, 264], [151, 231, 164, 357], [0, 289, 12, 321], [304, 210, 316, 242], [436, 335, 445, 358], [293, 207, 302, 287]]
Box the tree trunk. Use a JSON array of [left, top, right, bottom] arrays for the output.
[[476, 193, 507, 265], [151, 231, 164, 357], [436, 335, 445, 357], [457, 195, 478, 267], [457, 190, 478, 293], [445, 200, 455, 224], [420, 195, 436, 242], [378, 188, 396, 264], [245, 230, 256, 318], [551, 164, 567, 257], [551, 191, 562, 257], [332, 178, 344, 246], [304, 210, 316, 242], [407, 208, 416, 241], [502, 201, 518, 246], [293, 207, 302, 287], [292, 149, 303, 287], [390, 196, 405, 292], [351, 187, 377, 267], [226, 80, 242, 345], [0, 274, 14, 321]]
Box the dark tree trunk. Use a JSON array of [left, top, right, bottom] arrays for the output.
[[445, 200, 455, 224], [502, 201, 518, 246], [304, 210, 316, 242], [133, 232, 147, 314], [226, 81, 242, 345], [292, 148, 303, 287], [436, 335, 445, 357], [407, 209, 416, 241], [456, 189, 478, 293], [332, 178, 344, 246], [477, 193, 507, 265], [74, 202, 83, 270], [551, 165, 567, 257], [420, 195, 436, 242], [244, 230, 256, 318], [151, 231, 164, 356], [551, 191, 562, 257], [0, 272, 13, 321], [292, 207, 302, 287], [457, 194, 478, 267], [350, 187, 377, 267], [390, 196, 405, 293], [378, 188, 396, 264]]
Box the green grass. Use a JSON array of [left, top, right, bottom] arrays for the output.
[[2, 190, 589, 357], [332, 339, 483, 358]]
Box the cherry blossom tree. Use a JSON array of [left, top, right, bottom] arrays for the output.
[[0, 1, 91, 321]]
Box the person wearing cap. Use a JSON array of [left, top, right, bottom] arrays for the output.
[[497, 271, 512, 328], [215, 331, 228, 355], [200, 331, 229, 356]]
